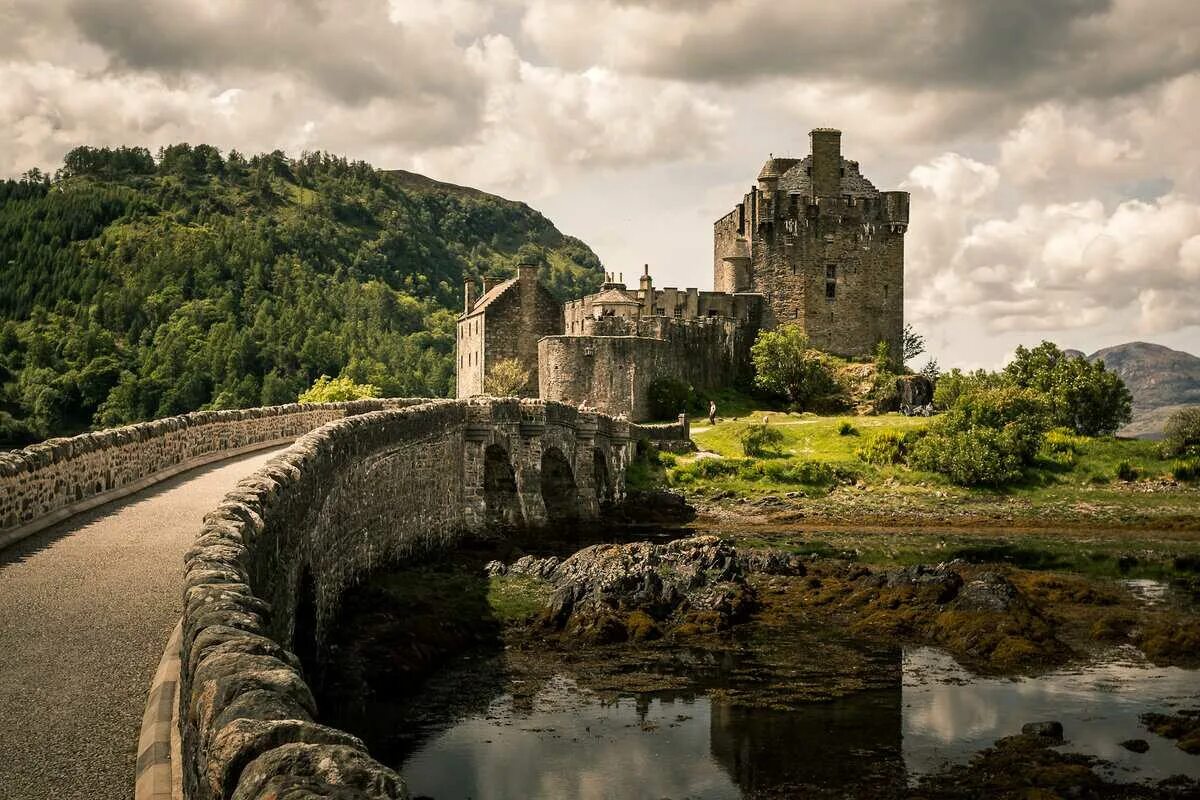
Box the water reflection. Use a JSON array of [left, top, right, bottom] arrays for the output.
[[396, 647, 1200, 799], [903, 646, 1200, 782]]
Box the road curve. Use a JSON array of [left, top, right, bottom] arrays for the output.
[[0, 446, 288, 800]]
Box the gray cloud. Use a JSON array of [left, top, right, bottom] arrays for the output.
[[64, 0, 485, 114], [524, 0, 1198, 104]]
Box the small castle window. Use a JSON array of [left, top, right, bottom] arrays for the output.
[[840, 167, 845, 178], [884, 283, 889, 300], [825, 265, 837, 300], [673, 306, 683, 318]]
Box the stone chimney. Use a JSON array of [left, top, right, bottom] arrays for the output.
[[463, 277, 477, 313], [810, 127, 842, 198], [517, 261, 538, 286]]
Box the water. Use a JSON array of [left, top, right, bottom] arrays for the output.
[[397, 648, 1200, 800], [902, 646, 1200, 782]]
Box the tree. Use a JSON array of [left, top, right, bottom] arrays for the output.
[[647, 376, 691, 420], [1004, 342, 1132, 436], [902, 323, 926, 363], [750, 325, 837, 407], [1162, 407, 1200, 458], [298, 374, 380, 403], [483, 358, 530, 396]]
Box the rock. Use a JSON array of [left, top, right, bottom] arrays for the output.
[[737, 549, 808, 577], [508, 554, 560, 580], [1119, 738, 1150, 753], [1021, 721, 1064, 743], [615, 489, 696, 523], [545, 535, 754, 636], [956, 572, 1024, 613], [879, 563, 963, 603], [483, 560, 506, 577], [896, 374, 934, 408]]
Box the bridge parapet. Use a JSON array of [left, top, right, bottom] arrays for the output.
[[0, 398, 428, 549], [178, 398, 633, 800]]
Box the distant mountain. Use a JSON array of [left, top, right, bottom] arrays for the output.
[[1084, 342, 1200, 438]]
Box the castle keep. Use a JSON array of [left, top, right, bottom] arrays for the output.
[[714, 128, 908, 359], [456, 128, 909, 420]]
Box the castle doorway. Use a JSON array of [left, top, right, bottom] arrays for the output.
[[483, 445, 522, 528], [540, 447, 578, 522]]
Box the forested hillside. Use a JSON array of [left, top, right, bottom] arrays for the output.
[[0, 145, 604, 446]]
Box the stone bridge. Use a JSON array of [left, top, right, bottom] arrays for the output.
[[182, 398, 638, 800], [0, 396, 672, 800]]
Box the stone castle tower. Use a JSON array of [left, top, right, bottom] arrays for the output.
[[713, 128, 909, 361]]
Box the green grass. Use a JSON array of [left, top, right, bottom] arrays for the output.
[[487, 575, 551, 622], [729, 527, 1200, 581], [672, 409, 1200, 527]]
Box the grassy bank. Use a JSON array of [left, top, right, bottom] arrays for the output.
[[646, 408, 1200, 530]]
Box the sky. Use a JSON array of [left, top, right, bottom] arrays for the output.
[[2, 0, 1199, 369]]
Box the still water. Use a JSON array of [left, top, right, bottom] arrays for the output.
[[398, 647, 1200, 800]]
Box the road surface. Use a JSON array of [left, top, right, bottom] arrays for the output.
[[0, 446, 288, 800]]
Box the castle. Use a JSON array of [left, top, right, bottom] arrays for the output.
[[457, 129, 909, 421]]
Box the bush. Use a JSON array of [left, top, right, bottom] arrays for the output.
[[856, 430, 906, 465], [1115, 461, 1140, 482], [910, 426, 1026, 486], [739, 422, 785, 457], [298, 374, 381, 403], [483, 358, 531, 396], [907, 386, 1051, 486], [1171, 460, 1200, 482], [932, 368, 1006, 410], [838, 420, 857, 436], [1162, 407, 1200, 458], [762, 459, 858, 485], [647, 376, 692, 420], [750, 325, 839, 408]]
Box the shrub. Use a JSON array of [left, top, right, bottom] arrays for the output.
[[838, 420, 858, 436], [856, 430, 907, 465], [1115, 461, 1139, 482], [750, 325, 839, 408], [647, 376, 692, 420], [909, 426, 1025, 486], [932, 368, 1006, 410], [907, 386, 1050, 486], [1172, 460, 1200, 482], [1162, 407, 1200, 458], [298, 374, 380, 403], [762, 459, 858, 486], [739, 422, 785, 457], [483, 358, 531, 396]]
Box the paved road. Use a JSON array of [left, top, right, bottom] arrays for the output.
[[0, 446, 288, 800]]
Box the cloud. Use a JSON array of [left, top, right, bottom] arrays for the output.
[[413, 36, 729, 196], [522, 0, 1198, 100]]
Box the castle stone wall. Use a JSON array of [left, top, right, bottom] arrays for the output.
[[0, 399, 424, 547], [178, 399, 631, 800], [540, 317, 753, 420]]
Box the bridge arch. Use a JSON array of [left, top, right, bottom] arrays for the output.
[[540, 446, 578, 522], [483, 444, 522, 528]]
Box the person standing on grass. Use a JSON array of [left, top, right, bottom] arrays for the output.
[[708, 399, 717, 426]]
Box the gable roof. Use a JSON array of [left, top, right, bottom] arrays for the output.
[[463, 277, 518, 318]]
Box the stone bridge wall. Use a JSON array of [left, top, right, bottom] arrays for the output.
[[179, 398, 631, 800], [0, 399, 425, 548]]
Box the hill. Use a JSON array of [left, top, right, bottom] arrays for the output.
[[0, 145, 604, 446], [1086, 342, 1200, 438]]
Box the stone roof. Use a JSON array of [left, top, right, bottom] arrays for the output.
[[776, 156, 880, 198], [591, 287, 642, 306], [757, 157, 801, 181], [462, 276, 517, 318]]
